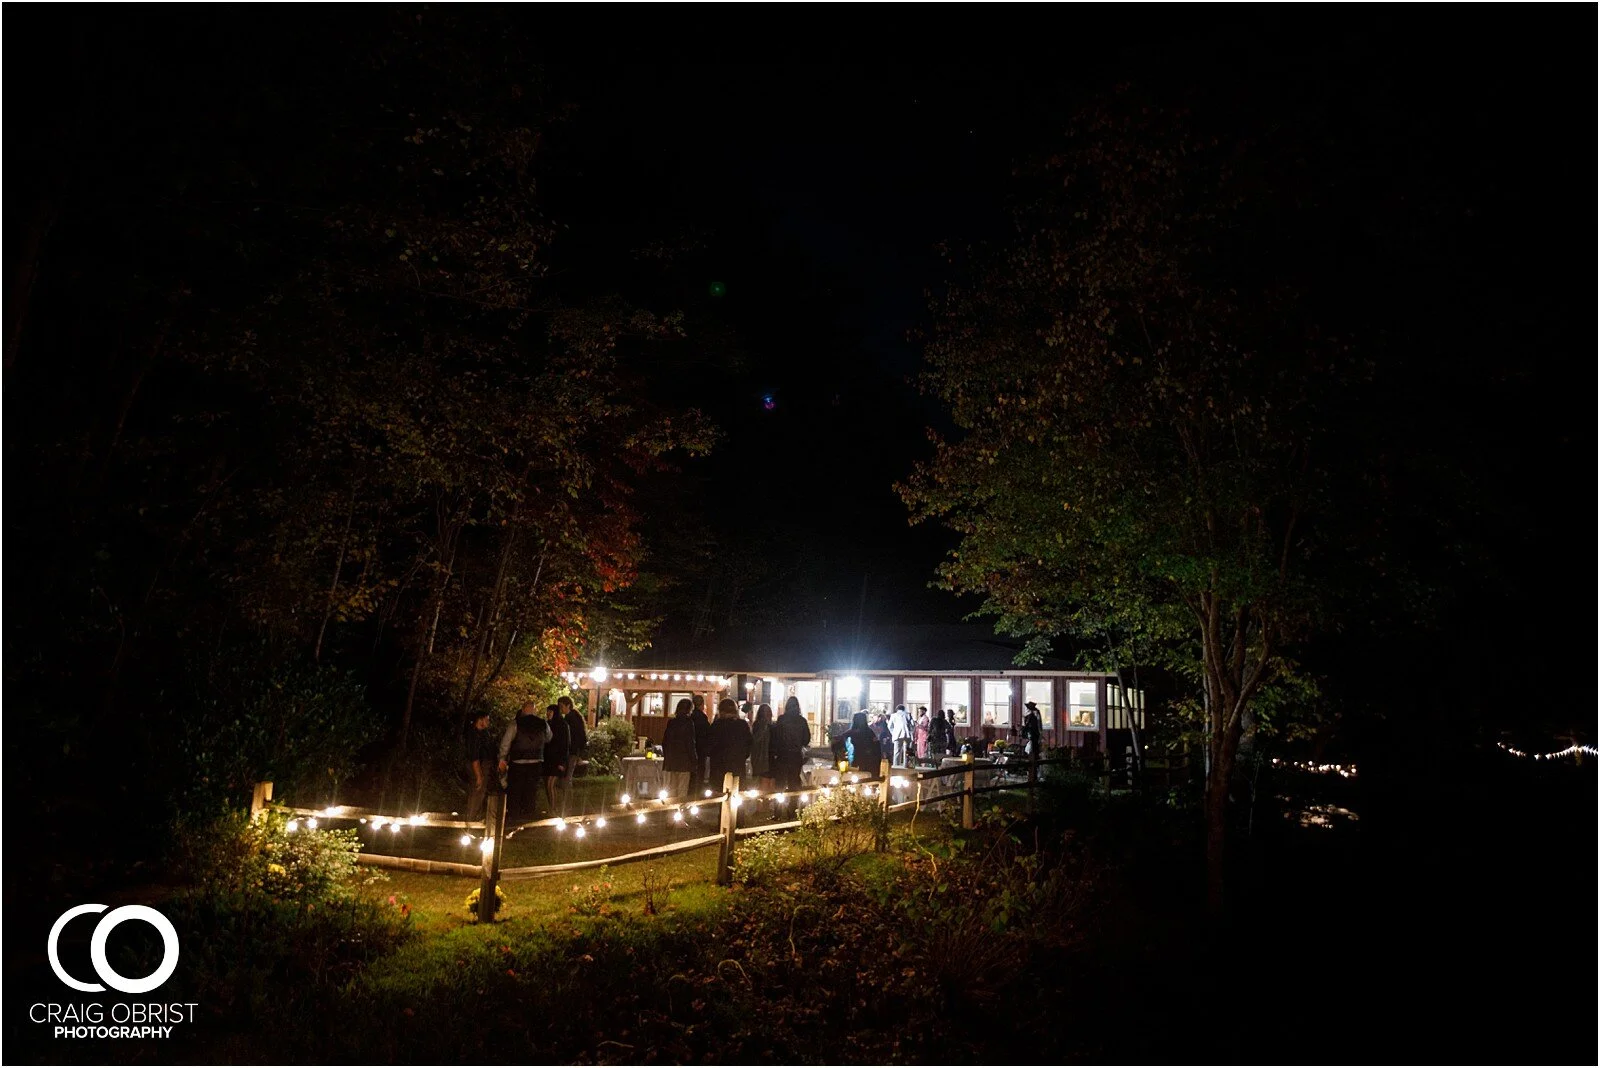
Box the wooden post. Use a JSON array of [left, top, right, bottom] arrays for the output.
[[877, 758, 891, 850], [962, 765, 975, 829], [250, 782, 273, 821], [715, 772, 736, 886], [477, 792, 506, 923]]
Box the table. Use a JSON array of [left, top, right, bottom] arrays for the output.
[[621, 755, 664, 800]]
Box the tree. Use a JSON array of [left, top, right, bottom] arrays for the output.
[[900, 98, 1370, 915]]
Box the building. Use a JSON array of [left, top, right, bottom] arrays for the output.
[[563, 623, 1145, 755]]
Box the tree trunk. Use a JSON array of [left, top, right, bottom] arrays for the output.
[[313, 493, 357, 663], [459, 529, 517, 716]]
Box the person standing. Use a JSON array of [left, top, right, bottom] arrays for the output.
[[772, 696, 809, 796], [690, 696, 713, 796], [498, 702, 551, 824], [707, 698, 752, 795], [928, 709, 955, 761], [543, 702, 571, 816], [889, 703, 914, 767], [840, 711, 883, 775], [915, 706, 931, 763], [871, 712, 893, 764], [750, 703, 775, 791], [464, 710, 498, 821], [662, 698, 698, 800], [558, 695, 588, 815], [1022, 700, 1043, 758]]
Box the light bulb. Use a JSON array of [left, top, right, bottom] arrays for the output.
[[409, 815, 422, 826], [390, 822, 401, 832], [595, 817, 607, 828], [673, 810, 684, 822], [306, 818, 319, 830], [480, 838, 494, 854], [689, 805, 699, 815], [704, 789, 713, 798], [285, 820, 299, 833], [575, 825, 587, 839], [620, 793, 631, 805], [460, 834, 472, 846], [636, 812, 646, 824], [657, 789, 668, 802], [799, 794, 809, 804], [730, 795, 741, 809], [554, 818, 567, 831], [774, 793, 786, 804]]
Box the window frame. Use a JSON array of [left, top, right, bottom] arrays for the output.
[[1023, 679, 1055, 730], [1067, 680, 1098, 730], [981, 679, 1013, 726], [904, 678, 932, 713], [941, 678, 972, 727]]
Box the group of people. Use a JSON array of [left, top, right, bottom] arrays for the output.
[[462, 696, 590, 823], [661, 694, 813, 799], [839, 700, 1046, 768]]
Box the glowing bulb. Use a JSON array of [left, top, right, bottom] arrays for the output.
[[620, 793, 631, 805], [591, 666, 609, 683], [627, 672, 636, 680], [409, 815, 422, 826], [306, 817, 319, 830], [636, 812, 647, 824], [774, 793, 786, 804], [850, 775, 859, 784], [799, 794, 809, 804], [830, 775, 840, 785], [480, 838, 494, 854], [839, 675, 861, 695], [673, 809, 684, 823], [390, 822, 401, 832], [696, 673, 705, 682], [460, 834, 472, 845], [554, 817, 567, 831], [595, 817, 607, 828], [657, 789, 668, 802], [704, 789, 713, 798], [370, 818, 384, 830], [285, 820, 299, 833], [359, 818, 367, 824], [674, 673, 683, 681], [744, 789, 758, 799], [575, 825, 587, 839], [689, 805, 700, 815]]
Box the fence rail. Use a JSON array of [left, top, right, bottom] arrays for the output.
[[257, 749, 1107, 914]]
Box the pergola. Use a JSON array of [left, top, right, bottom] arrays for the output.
[[560, 667, 736, 727]]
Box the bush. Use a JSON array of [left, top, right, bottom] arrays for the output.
[[585, 716, 635, 776], [174, 809, 385, 905], [792, 787, 886, 873], [569, 865, 615, 916], [731, 832, 803, 886]]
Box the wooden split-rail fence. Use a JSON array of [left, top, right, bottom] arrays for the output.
[[257, 753, 1085, 923]]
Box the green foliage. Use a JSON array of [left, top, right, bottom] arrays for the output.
[[464, 884, 508, 918], [174, 809, 385, 906], [730, 832, 804, 887], [175, 645, 378, 817], [585, 715, 636, 776], [791, 788, 888, 873]]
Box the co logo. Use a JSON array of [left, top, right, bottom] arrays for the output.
[[48, 905, 180, 994]]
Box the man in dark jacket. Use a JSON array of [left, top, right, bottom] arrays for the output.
[[464, 710, 498, 821], [557, 695, 588, 815], [1022, 701, 1043, 757], [662, 698, 698, 799], [543, 703, 570, 816], [707, 698, 752, 794], [771, 697, 810, 817], [690, 696, 713, 796]]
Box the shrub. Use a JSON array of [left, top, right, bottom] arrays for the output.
[[175, 809, 384, 905], [585, 717, 636, 776], [731, 832, 803, 886], [792, 787, 887, 873]]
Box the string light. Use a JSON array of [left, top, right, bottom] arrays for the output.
[[704, 790, 713, 798], [672, 810, 684, 823], [774, 793, 786, 804], [408, 815, 422, 826], [729, 795, 741, 810], [620, 793, 631, 805], [286, 820, 300, 833], [657, 789, 668, 802], [306, 817, 319, 830], [389, 822, 401, 833], [370, 818, 384, 830], [689, 805, 699, 815], [635, 812, 647, 824], [460, 834, 472, 845], [1270, 758, 1358, 778], [799, 793, 809, 804], [1497, 742, 1598, 761], [575, 825, 587, 839], [830, 776, 840, 785], [553, 818, 567, 831], [595, 817, 607, 829], [480, 838, 494, 854]]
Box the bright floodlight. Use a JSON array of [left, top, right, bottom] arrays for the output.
[[591, 666, 609, 683], [838, 675, 861, 695]]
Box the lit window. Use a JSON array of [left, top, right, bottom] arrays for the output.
[[643, 693, 664, 716], [981, 680, 1012, 725], [867, 679, 893, 713], [941, 679, 971, 726], [904, 678, 932, 713], [1024, 680, 1054, 730], [669, 692, 691, 717], [1068, 681, 1098, 729]]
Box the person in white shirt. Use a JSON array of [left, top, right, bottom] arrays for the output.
[[889, 703, 915, 767]]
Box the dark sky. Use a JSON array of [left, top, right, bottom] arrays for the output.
[[7, 8, 1592, 657]]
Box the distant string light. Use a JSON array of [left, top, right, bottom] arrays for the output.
[[1497, 742, 1598, 761], [1270, 758, 1358, 779]]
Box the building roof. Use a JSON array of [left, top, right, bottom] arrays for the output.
[[602, 623, 1080, 675]]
